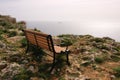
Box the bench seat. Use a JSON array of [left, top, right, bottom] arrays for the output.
[[54, 45, 67, 53]]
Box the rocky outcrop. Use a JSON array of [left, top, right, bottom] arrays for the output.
[[0, 15, 16, 24]]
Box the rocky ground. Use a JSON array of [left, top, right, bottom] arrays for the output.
[[0, 15, 120, 80]]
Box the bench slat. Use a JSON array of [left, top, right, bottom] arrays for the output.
[[37, 40, 48, 46], [23, 29, 55, 52], [36, 36, 48, 43], [26, 35, 37, 45], [24, 29, 49, 37], [37, 42, 50, 50]]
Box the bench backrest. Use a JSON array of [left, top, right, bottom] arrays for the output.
[[23, 29, 55, 52]]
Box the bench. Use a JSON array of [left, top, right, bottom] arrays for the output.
[[22, 29, 70, 72]]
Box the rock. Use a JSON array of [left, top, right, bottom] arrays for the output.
[[8, 54, 22, 62], [28, 65, 38, 73], [22, 59, 29, 64], [0, 41, 6, 49], [0, 61, 7, 70], [81, 61, 91, 66], [28, 65, 35, 72], [110, 75, 116, 79], [0, 63, 22, 79]]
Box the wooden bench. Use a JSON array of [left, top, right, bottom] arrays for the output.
[[22, 29, 70, 71]]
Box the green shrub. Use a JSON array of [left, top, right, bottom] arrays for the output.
[[0, 21, 15, 29], [113, 66, 120, 77], [19, 32, 25, 36], [95, 57, 104, 64], [0, 35, 3, 40], [56, 54, 66, 67], [114, 52, 120, 56], [38, 64, 51, 79], [2, 29, 9, 33], [100, 44, 110, 50], [0, 29, 4, 34], [26, 45, 45, 62], [20, 38, 27, 47], [59, 77, 66, 80], [82, 56, 91, 60], [0, 29, 9, 35], [8, 31, 17, 37], [13, 69, 32, 80], [93, 43, 110, 50], [60, 38, 72, 47], [0, 21, 8, 26], [58, 34, 72, 38], [111, 55, 120, 62], [90, 38, 105, 43]]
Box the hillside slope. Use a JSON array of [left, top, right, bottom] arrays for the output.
[[0, 15, 120, 80]]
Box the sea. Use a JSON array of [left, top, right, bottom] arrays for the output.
[[26, 21, 120, 42]]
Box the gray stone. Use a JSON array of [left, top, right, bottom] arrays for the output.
[[0, 63, 21, 79], [0, 61, 7, 70], [0, 41, 6, 49]]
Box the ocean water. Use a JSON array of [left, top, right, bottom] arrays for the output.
[[26, 21, 120, 42]]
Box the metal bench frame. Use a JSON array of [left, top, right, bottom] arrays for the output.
[[22, 29, 70, 72]]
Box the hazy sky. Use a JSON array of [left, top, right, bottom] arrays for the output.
[[1, 0, 120, 41], [0, 0, 120, 21]]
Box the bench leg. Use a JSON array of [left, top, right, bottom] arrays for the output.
[[50, 51, 70, 72], [66, 51, 70, 66], [50, 62, 55, 73], [50, 53, 56, 72]]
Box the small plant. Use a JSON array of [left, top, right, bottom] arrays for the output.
[[111, 55, 120, 62], [13, 69, 32, 80], [2, 29, 9, 33], [113, 66, 120, 77], [8, 31, 17, 37], [0, 35, 3, 40], [82, 56, 91, 60], [20, 38, 27, 47], [95, 57, 104, 64], [38, 64, 51, 79], [0, 29, 9, 35], [59, 76, 66, 80], [60, 38, 73, 47], [90, 37, 105, 43], [58, 34, 72, 38], [114, 52, 120, 56], [56, 53, 66, 67], [0, 20, 15, 29], [89, 48, 98, 53], [28, 45, 45, 62], [19, 32, 25, 36], [100, 44, 110, 50], [0, 30, 4, 34]]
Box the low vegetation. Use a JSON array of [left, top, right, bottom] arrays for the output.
[[0, 15, 120, 80], [20, 38, 27, 47], [113, 66, 120, 77], [95, 57, 104, 64]]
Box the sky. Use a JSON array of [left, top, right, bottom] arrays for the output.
[[1, 0, 120, 41], [0, 0, 120, 21]]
